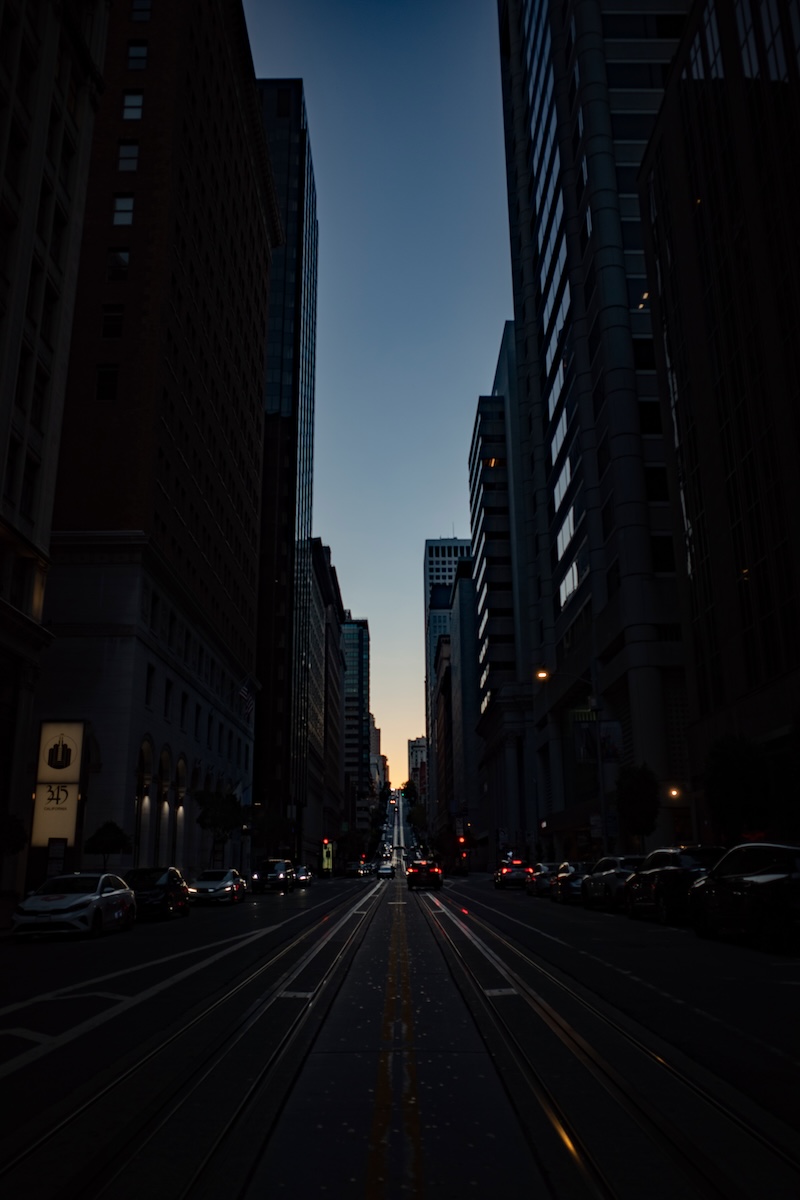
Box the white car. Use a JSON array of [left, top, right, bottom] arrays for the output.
[[191, 868, 246, 903], [13, 872, 136, 937]]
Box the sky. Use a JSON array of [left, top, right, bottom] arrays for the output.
[[242, 0, 513, 786]]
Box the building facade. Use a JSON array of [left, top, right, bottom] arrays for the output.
[[423, 537, 470, 825], [30, 0, 281, 883], [307, 538, 345, 865], [469, 323, 536, 861], [0, 0, 109, 896], [497, 0, 692, 858], [342, 612, 371, 845], [640, 0, 800, 842], [253, 78, 318, 863]]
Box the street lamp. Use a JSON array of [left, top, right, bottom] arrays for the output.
[[535, 664, 608, 855]]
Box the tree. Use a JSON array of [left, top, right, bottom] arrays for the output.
[[615, 762, 659, 843], [195, 790, 243, 861], [84, 820, 132, 869]]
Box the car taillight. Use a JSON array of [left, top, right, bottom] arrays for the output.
[[502, 867, 510, 874]]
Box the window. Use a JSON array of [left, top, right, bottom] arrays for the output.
[[107, 248, 130, 280], [102, 304, 124, 337], [130, 0, 152, 18], [113, 195, 134, 225], [122, 91, 143, 120], [127, 41, 148, 69], [117, 141, 139, 171]]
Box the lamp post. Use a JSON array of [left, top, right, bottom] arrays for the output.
[[535, 664, 608, 855]]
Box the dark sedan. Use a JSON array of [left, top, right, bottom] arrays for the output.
[[406, 860, 443, 891], [689, 841, 800, 945], [581, 855, 644, 909], [124, 866, 191, 919], [493, 859, 533, 889], [625, 845, 725, 924], [551, 861, 595, 903]]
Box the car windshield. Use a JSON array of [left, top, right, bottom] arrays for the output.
[[37, 875, 101, 894], [197, 870, 228, 881], [126, 869, 168, 887], [681, 849, 723, 868]]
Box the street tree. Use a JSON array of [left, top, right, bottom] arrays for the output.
[[84, 820, 132, 869]]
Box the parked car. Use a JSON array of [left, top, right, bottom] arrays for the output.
[[581, 855, 644, 909], [689, 841, 800, 945], [294, 865, 313, 887], [493, 859, 534, 889], [251, 859, 295, 893], [525, 862, 560, 897], [406, 860, 443, 891], [624, 845, 725, 923], [191, 868, 246, 904], [551, 861, 595, 903], [13, 872, 136, 937], [124, 866, 191, 919]]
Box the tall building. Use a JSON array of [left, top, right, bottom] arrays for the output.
[[407, 735, 427, 810], [423, 537, 470, 822], [342, 612, 371, 844], [308, 538, 346, 855], [0, 0, 109, 895], [30, 0, 282, 882], [253, 79, 318, 864], [640, 1, 800, 841], [469, 324, 535, 858], [497, 0, 692, 857]]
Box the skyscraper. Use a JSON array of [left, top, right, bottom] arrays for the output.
[[423, 538, 471, 822], [497, 0, 692, 855], [0, 0, 109, 895], [469, 323, 534, 857], [253, 79, 318, 863], [640, 1, 800, 841], [30, 0, 281, 881], [342, 613, 371, 845]]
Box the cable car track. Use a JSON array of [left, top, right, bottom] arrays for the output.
[[0, 884, 384, 1200], [417, 889, 800, 1200]]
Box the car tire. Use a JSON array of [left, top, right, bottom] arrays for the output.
[[181, 901, 191, 917], [626, 895, 639, 919], [123, 905, 136, 932], [90, 910, 104, 938]]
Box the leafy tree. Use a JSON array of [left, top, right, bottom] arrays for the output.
[[402, 779, 419, 804], [615, 762, 660, 841], [703, 735, 764, 843], [195, 790, 243, 858], [84, 820, 132, 869]]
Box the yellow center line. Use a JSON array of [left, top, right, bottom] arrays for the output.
[[365, 897, 423, 1198]]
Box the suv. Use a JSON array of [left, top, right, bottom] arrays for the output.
[[251, 859, 295, 893], [625, 845, 725, 924], [689, 841, 800, 944]]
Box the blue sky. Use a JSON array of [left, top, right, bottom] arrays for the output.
[[243, 0, 512, 784]]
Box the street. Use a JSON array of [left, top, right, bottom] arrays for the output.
[[1, 870, 798, 1199]]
